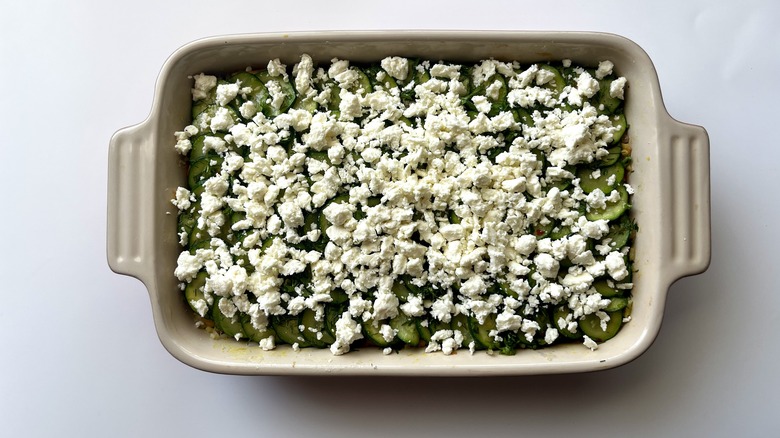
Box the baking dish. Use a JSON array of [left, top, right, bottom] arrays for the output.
[[107, 31, 710, 376]]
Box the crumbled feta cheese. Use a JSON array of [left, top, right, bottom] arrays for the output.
[[430, 292, 455, 323], [400, 295, 425, 317], [610, 77, 627, 99], [372, 291, 399, 321], [595, 61, 614, 80], [330, 312, 363, 355], [209, 107, 234, 132], [267, 58, 288, 79], [191, 73, 217, 100], [380, 56, 409, 81], [576, 71, 600, 99], [605, 251, 629, 280], [176, 55, 634, 357], [338, 90, 362, 120], [293, 54, 314, 95], [172, 187, 191, 211], [534, 253, 559, 278], [583, 335, 598, 350], [430, 63, 460, 80], [471, 95, 491, 114], [328, 59, 358, 87], [203, 136, 227, 154], [239, 101, 257, 119], [266, 80, 286, 111], [174, 137, 192, 155], [496, 311, 522, 333], [259, 336, 275, 351], [544, 328, 559, 345], [216, 82, 240, 106], [379, 324, 396, 343]]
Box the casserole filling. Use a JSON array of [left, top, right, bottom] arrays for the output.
[[172, 55, 634, 355]]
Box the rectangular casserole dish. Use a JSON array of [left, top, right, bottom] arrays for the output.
[[107, 31, 710, 376]]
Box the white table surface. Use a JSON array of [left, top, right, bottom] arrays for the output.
[[2, 1, 777, 436]]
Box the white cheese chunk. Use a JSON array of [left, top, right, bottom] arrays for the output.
[[380, 56, 409, 81]]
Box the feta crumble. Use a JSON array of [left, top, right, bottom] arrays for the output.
[[176, 56, 634, 357]]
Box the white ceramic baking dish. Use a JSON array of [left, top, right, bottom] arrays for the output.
[[107, 31, 710, 375]]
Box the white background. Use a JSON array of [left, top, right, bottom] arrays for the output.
[[1, 1, 778, 436]]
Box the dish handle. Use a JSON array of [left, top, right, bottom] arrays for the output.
[[106, 121, 155, 286], [659, 118, 712, 280]]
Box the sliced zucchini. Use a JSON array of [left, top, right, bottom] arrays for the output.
[[362, 318, 392, 347], [597, 78, 622, 115], [531, 221, 554, 239], [351, 68, 374, 96], [192, 94, 215, 119], [516, 308, 551, 347], [609, 113, 628, 144], [240, 313, 275, 343], [414, 65, 431, 85], [307, 150, 331, 165], [178, 210, 198, 242], [430, 319, 452, 335], [451, 313, 476, 349], [228, 72, 269, 118], [577, 162, 624, 194], [189, 133, 221, 163], [400, 63, 431, 103], [546, 177, 572, 192], [483, 74, 509, 116], [553, 305, 582, 340], [192, 105, 239, 132], [292, 93, 319, 113], [397, 58, 417, 87], [322, 81, 341, 117], [366, 65, 399, 91], [271, 315, 309, 346], [600, 145, 622, 167], [184, 271, 208, 315], [416, 318, 433, 344], [391, 281, 411, 302], [324, 304, 345, 339], [538, 64, 566, 95], [191, 80, 222, 118], [330, 288, 349, 304], [212, 297, 244, 340], [188, 238, 210, 254], [187, 155, 223, 189], [604, 297, 629, 312], [604, 214, 635, 250], [492, 280, 518, 299], [469, 314, 500, 350], [299, 308, 334, 347], [256, 71, 296, 117], [579, 310, 623, 342], [390, 312, 419, 346], [593, 279, 622, 298], [586, 185, 629, 221], [512, 107, 535, 130], [550, 224, 571, 240], [318, 193, 351, 235]]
